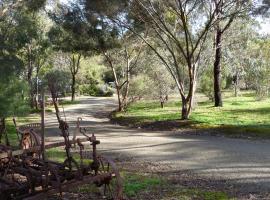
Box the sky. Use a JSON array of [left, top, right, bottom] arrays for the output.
[[257, 18, 270, 34]]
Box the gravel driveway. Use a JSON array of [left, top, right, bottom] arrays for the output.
[[44, 96, 270, 194]]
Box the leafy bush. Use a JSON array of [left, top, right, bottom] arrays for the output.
[[199, 69, 226, 101], [200, 74, 214, 101], [80, 84, 113, 97]]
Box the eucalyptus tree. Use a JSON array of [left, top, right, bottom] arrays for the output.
[[72, 0, 138, 111], [101, 31, 145, 111], [0, 0, 46, 143], [246, 38, 270, 99], [45, 69, 71, 122], [48, 3, 97, 101], [212, 0, 251, 107], [222, 19, 257, 97], [18, 13, 51, 108], [114, 0, 224, 119]]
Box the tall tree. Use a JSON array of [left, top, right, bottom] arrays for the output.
[[0, 0, 45, 143], [212, 0, 251, 107], [101, 31, 144, 111], [18, 13, 51, 108], [51, 1, 129, 104], [109, 0, 222, 119], [48, 4, 97, 101]]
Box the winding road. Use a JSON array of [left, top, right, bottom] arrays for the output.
[[44, 96, 270, 194]]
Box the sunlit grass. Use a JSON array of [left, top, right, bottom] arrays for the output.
[[163, 188, 232, 200], [3, 114, 40, 147], [122, 172, 162, 197], [114, 91, 270, 137]]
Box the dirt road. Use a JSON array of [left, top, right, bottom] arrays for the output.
[[44, 96, 270, 194]]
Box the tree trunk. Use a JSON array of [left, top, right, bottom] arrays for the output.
[[181, 98, 189, 120], [27, 46, 35, 109], [103, 52, 124, 112], [213, 27, 223, 107], [0, 117, 5, 143], [111, 60, 123, 111], [116, 86, 123, 112], [0, 118, 9, 145], [234, 73, 239, 97], [71, 74, 76, 101], [35, 75, 39, 110], [122, 59, 130, 109], [160, 101, 164, 108], [29, 87, 36, 108]]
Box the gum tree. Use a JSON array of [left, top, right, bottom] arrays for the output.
[[212, 0, 251, 107], [0, 0, 46, 143], [121, 0, 221, 119], [49, 4, 97, 101]]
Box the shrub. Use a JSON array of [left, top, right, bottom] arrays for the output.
[[80, 84, 114, 97]]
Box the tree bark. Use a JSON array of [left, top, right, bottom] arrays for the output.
[[122, 58, 130, 109], [103, 52, 124, 112], [181, 97, 190, 120], [70, 54, 81, 102], [26, 46, 35, 108], [233, 71, 239, 97], [160, 101, 164, 108], [116, 85, 123, 111], [213, 27, 223, 107], [71, 74, 76, 102], [0, 118, 9, 145]]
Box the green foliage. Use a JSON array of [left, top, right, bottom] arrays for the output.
[[44, 69, 71, 96], [199, 72, 214, 101], [0, 78, 29, 118], [80, 84, 113, 97], [48, 3, 99, 56], [199, 68, 226, 101], [79, 56, 106, 85], [23, 0, 46, 12], [245, 38, 270, 100], [129, 75, 152, 99], [0, 1, 47, 117], [102, 70, 115, 83]]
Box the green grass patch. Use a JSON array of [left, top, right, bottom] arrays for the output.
[[2, 115, 40, 147], [46, 148, 92, 165], [45, 149, 164, 198], [46, 148, 67, 163], [163, 188, 232, 200], [122, 172, 163, 197], [113, 91, 270, 137]]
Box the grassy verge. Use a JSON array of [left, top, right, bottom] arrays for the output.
[[122, 172, 232, 200], [112, 91, 270, 138], [4, 114, 40, 147], [123, 172, 162, 197], [163, 188, 232, 200], [45, 148, 232, 200]]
